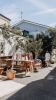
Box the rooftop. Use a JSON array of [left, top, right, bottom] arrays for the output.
[[14, 19, 50, 29], [0, 14, 11, 21]]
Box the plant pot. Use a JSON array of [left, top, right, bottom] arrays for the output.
[[0, 68, 4, 75], [6, 70, 16, 80]]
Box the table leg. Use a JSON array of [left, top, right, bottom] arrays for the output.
[[30, 63, 33, 72]]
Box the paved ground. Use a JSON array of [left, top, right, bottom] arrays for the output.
[[0, 64, 56, 100], [14, 64, 55, 85], [0, 81, 25, 98]]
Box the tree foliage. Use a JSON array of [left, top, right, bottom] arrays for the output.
[[48, 28, 56, 49], [2, 24, 10, 39], [12, 27, 23, 36], [35, 32, 52, 57], [24, 36, 43, 57]]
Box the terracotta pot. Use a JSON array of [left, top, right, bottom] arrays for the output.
[[6, 70, 16, 80], [0, 68, 4, 75]]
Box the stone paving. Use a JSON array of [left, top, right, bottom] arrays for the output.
[[14, 64, 55, 85], [0, 64, 56, 100]]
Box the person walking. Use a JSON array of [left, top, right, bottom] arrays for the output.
[[45, 51, 51, 67]]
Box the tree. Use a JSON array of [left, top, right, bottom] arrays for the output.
[[48, 27, 56, 62], [48, 27, 56, 49], [24, 37, 43, 58], [42, 35, 52, 53], [35, 32, 52, 59], [2, 23, 24, 46], [12, 27, 23, 36], [2, 24, 10, 39], [15, 37, 25, 51]]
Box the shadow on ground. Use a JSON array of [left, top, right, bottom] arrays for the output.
[[7, 67, 56, 100]]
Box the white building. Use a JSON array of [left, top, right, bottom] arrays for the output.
[[14, 19, 49, 37], [0, 14, 11, 26]]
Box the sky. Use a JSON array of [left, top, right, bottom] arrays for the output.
[[0, 0, 56, 26]]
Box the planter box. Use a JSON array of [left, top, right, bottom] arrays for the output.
[[6, 70, 16, 80]]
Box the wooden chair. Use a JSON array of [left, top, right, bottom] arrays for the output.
[[0, 56, 12, 74], [34, 59, 42, 71], [0, 59, 6, 74]]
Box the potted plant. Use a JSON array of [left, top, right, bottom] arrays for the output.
[[6, 69, 16, 80], [0, 67, 4, 75]]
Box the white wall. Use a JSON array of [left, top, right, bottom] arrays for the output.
[[0, 16, 10, 26]]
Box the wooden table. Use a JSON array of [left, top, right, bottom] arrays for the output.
[[5, 59, 34, 72], [19, 60, 34, 72]]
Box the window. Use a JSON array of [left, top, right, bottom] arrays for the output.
[[23, 30, 29, 37]]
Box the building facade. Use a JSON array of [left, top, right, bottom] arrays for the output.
[[14, 20, 49, 37], [0, 14, 11, 26]]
